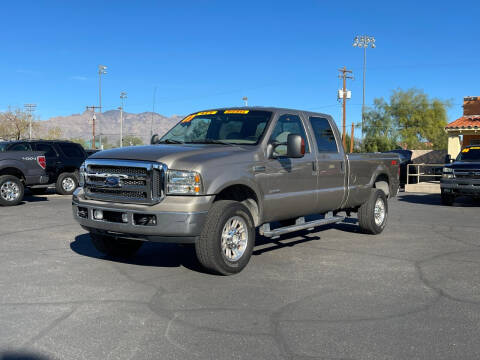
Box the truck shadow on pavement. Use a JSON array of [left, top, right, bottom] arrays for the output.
[[70, 233, 208, 273], [398, 194, 480, 207], [71, 219, 361, 271], [0, 351, 50, 360], [253, 219, 359, 256]]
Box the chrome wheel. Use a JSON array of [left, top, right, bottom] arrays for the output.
[[1, 181, 21, 202], [62, 177, 76, 192], [221, 216, 248, 262], [374, 198, 386, 226]]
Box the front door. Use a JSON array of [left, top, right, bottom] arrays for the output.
[[258, 113, 318, 222]]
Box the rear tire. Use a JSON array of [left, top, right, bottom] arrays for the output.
[[195, 200, 255, 275], [56, 172, 78, 195], [90, 233, 143, 258], [358, 189, 388, 234], [0, 175, 24, 206], [441, 191, 455, 206]]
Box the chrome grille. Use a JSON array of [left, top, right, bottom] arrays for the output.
[[83, 159, 166, 204], [454, 170, 480, 179]]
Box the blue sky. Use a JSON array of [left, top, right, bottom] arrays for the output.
[[1, 0, 479, 131]]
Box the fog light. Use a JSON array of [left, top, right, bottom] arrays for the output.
[[122, 213, 128, 223], [94, 210, 103, 220]]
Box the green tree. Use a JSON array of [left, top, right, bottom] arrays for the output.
[[0, 107, 38, 140], [70, 137, 88, 148], [362, 89, 450, 151], [122, 135, 144, 147], [362, 98, 399, 152]]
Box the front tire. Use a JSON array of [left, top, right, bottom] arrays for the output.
[[441, 191, 455, 206], [90, 233, 143, 258], [195, 200, 255, 275], [56, 172, 78, 195], [358, 189, 388, 234], [0, 175, 24, 206]]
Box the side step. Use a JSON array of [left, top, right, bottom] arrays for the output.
[[259, 213, 345, 239]]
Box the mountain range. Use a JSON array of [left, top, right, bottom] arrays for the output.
[[39, 110, 183, 144]]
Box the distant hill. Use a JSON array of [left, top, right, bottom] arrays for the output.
[[39, 110, 183, 144]]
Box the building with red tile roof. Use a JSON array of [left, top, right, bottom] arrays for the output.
[[445, 97, 480, 157]]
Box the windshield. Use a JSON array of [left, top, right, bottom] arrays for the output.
[[160, 110, 272, 145], [457, 147, 480, 161], [0, 142, 7, 152]]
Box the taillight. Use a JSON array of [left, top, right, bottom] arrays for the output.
[[37, 156, 46, 169]]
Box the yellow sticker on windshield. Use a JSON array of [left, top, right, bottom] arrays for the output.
[[181, 110, 218, 123], [462, 148, 470, 153], [471, 146, 480, 150], [224, 110, 249, 114]]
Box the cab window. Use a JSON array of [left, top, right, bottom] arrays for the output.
[[8, 143, 32, 151], [36, 143, 57, 158], [269, 114, 309, 156], [309, 117, 338, 152]]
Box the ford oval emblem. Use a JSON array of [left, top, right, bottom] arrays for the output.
[[105, 176, 120, 187]]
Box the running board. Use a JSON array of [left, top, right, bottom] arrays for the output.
[[259, 214, 345, 239]]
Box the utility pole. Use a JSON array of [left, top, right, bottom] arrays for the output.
[[86, 105, 101, 149], [338, 66, 353, 150], [242, 96, 248, 107], [119, 92, 127, 147], [24, 104, 37, 140], [350, 122, 355, 153], [151, 86, 157, 139]]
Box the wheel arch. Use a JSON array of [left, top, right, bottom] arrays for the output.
[[214, 183, 261, 227], [0, 167, 25, 182]]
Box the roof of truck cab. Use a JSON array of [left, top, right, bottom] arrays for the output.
[[194, 107, 333, 118]]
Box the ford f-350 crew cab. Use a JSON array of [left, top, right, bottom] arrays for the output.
[[72, 107, 400, 275]]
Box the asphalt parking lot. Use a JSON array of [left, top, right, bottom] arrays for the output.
[[0, 192, 479, 360]]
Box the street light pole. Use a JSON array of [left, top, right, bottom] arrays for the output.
[[98, 65, 107, 147], [352, 35, 375, 136], [242, 96, 248, 107], [120, 91, 127, 147]]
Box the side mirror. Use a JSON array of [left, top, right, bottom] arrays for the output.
[[444, 154, 452, 164], [150, 134, 159, 145], [287, 134, 305, 158]]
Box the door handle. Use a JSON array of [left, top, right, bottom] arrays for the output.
[[312, 161, 317, 171]]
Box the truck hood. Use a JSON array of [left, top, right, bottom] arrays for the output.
[[89, 144, 255, 170], [445, 161, 480, 170]]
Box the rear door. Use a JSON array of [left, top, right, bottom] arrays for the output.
[[258, 112, 318, 221], [307, 116, 346, 212], [34, 142, 60, 181]]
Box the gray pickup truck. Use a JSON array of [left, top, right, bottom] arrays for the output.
[[72, 107, 399, 274], [0, 143, 49, 206], [441, 145, 480, 205]]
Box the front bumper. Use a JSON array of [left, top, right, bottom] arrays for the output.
[[440, 178, 480, 196], [72, 188, 212, 243]]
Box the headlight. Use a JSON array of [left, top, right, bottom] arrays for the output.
[[442, 167, 454, 179], [78, 163, 86, 187], [166, 170, 202, 195]]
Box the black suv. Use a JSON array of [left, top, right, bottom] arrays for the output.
[[1, 140, 87, 195]]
